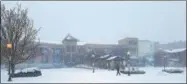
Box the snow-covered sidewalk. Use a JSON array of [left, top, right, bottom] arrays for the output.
[[1, 67, 186, 83]]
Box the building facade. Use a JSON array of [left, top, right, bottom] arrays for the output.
[[14, 34, 183, 68], [138, 40, 155, 57], [62, 34, 79, 65], [154, 48, 186, 67], [23, 35, 140, 68], [118, 37, 139, 56]]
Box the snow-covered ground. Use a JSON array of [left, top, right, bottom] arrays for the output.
[[1, 67, 186, 83]]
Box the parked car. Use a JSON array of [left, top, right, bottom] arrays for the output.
[[12, 67, 42, 78], [162, 69, 183, 73], [120, 67, 146, 74]]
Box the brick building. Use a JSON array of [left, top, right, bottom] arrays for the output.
[[18, 35, 143, 68]]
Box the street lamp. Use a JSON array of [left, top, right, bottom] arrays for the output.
[[127, 51, 130, 56], [91, 54, 95, 73], [7, 43, 12, 81], [127, 51, 131, 76], [163, 55, 167, 71]]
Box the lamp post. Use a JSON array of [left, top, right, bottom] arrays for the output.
[[91, 54, 95, 73], [127, 51, 131, 76], [7, 43, 12, 81], [163, 55, 167, 71], [70, 46, 72, 64]]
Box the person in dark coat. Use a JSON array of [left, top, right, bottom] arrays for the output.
[[116, 63, 121, 76]]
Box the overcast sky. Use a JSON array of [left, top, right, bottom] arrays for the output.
[[2, 1, 186, 44]]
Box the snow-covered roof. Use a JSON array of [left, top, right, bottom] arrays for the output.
[[107, 56, 118, 60], [100, 54, 110, 59], [63, 34, 78, 41], [84, 43, 117, 48], [39, 40, 62, 44], [163, 48, 186, 53], [66, 36, 72, 40]]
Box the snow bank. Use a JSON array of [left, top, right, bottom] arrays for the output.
[[15, 63, 64, 69], [1, 67, 186, 83], [74, 64, 93, 69]]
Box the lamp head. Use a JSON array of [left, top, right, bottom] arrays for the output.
[[127, 51, 130, 55], [7, 43, 12, 49], [92, 54, 95, 58]]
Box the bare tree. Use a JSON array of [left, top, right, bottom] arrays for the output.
[[1, 4, 40, 77]]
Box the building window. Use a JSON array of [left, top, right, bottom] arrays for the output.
[[55, 48, 61, 55], [129, 40, 137, 45], [41, 48, 49, 63], [66, 46, 76, 52], [66, 46, 71, 52], [72, 46, 76, 52]]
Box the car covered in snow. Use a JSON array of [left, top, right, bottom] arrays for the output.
[[120, 67, 146, 74], [12, 67, 42, 77], [162, 69, 183, 73]]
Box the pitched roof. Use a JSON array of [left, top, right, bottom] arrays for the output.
[[62, 34, 79, 42], [107, 56, 124, 61]]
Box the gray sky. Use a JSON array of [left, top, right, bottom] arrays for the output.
[[2, 1, 186, 44]]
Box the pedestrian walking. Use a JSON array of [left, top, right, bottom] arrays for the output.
[[116, 63, 121, 76]]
